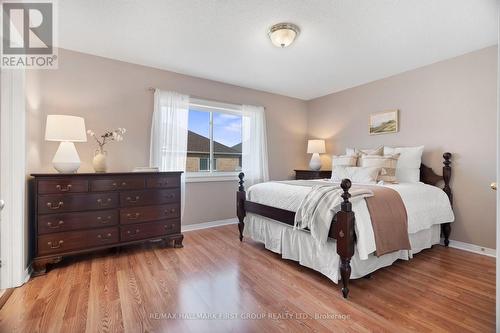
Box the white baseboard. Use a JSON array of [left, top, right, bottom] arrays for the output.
[[182, 218, 238, 232], [441, 238, 496, 257]]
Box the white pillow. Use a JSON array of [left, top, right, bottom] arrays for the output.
[[330, 166, 382, 184], [383, 146, 424, 183]]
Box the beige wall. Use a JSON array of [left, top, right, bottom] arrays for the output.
[[26, 48, 308, 226], [26, 46, 498, 248], [307, 46, 498, 249]]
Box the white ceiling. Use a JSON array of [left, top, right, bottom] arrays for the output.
[[58, 0, 498, 100]]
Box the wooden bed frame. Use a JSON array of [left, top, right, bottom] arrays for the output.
[[236, 152, 453, 299]]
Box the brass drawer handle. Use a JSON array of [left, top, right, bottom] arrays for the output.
[[126, 213, 141, 220], [97, 233, 113, 240], [121, 182, 127, 187], [46, 201, 64, 210], [126, 196, 140, 203], [165, 193, 175, 199], [164, 224, 176, 230], [96, 216, 112, 224], [97, 198, 112, 207], [48, 240, 64, 249], [127, 229, 140, 235], [164, 208, 176, 214], [159, 179, 169, 186], [56, 184, 72, 192], [47, 220, 64, 229]]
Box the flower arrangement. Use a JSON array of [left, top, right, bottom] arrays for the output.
[[86, 128, 127, 173], [87, 128, 127, 150]]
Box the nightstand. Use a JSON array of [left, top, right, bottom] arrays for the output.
[[294, 170, 332, 180]]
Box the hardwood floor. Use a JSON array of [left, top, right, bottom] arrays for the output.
[[0, 225, 495, 332]]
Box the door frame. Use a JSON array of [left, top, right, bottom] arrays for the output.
[[496, 15, 499, 330], [0, 68, 29, 289]]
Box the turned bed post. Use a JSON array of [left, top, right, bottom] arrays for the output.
[[442, 152, 452, 246], [335, 179, 356, 299], [237, 172, 246, 241]]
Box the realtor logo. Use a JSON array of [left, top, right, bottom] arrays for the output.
[[1, 1, 58, 68]]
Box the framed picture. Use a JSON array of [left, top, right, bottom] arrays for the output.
[[369, 109, 399, 135]]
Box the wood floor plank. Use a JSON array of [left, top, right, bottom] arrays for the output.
[[0, 225, 495, 332]]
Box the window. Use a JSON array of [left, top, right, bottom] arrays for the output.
[[199, 158, 209, 171], [186, 99, 242, 177]]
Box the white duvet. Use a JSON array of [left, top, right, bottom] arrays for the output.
[[246, 180, 454, 260]]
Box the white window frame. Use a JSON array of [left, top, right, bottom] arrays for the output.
[[186, 98, 242, 183]]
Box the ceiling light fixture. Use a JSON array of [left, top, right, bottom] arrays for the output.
[[268, 23, 300, 48]]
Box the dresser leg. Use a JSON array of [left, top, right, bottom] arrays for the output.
[[32, 257, 62, 277], [32, 261, 47, 276], [173, 235, 184, 248]]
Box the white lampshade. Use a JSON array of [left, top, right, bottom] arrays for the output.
[[307, 140, 326, 154], [45, 115, 87, 142]]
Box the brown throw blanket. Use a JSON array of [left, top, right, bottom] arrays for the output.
[[352, 185, 411, 256]]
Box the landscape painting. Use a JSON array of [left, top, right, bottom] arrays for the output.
[[369, 110, 399, 135]]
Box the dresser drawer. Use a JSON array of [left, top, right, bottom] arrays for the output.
[[146, 175, 180, 189], [120, 204, 180, 225], [120, 220, 180, 242], [37, 227, 118, 256], [38, 193, 119, 214], [90, 177, 145, 192], [38, 179, 88, 194], [38, 210, 119, 234], [120, 189, 180, 207]]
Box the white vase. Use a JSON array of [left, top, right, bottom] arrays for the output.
[[93, 148, 108, 173]]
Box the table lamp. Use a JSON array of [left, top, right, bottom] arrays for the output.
[[307, 139, 325, 171], [45, 115, 87, 173]]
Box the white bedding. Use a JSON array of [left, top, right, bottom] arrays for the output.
[[246, 180, 454, 260]]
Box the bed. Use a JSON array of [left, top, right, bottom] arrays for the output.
[[236, 152, 453, 298]]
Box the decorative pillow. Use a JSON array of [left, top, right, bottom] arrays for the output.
[[384, 146, 424, 183], [332, 155, 357, 168], [346, 146, 384, 157], [359, 154, 400, 183], [330, 166, 382, 184]]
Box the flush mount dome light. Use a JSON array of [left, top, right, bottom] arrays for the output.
[[268, 23, 300, 48]]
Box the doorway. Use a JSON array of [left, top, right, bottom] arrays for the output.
[[0, 68, 28, 290]]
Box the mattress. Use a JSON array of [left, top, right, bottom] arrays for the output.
[[246, 180, 455, 260]]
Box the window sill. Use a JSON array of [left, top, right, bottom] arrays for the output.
[[185, 173, 239, 183]]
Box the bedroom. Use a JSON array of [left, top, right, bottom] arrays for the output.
[[0, 0, 498, 332]]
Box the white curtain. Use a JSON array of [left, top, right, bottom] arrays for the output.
[[150, 89, 189, 217], [241, 104, 269, 187]]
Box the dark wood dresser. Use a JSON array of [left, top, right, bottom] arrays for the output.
[[30, 172, 183, 275], [294, 169, 332, 180]]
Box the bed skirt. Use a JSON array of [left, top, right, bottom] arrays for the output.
[[243, 213, 441, 283]]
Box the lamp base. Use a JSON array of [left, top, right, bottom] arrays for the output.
[[309, 153, 322, 171], [52, 141, 81, 173]]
